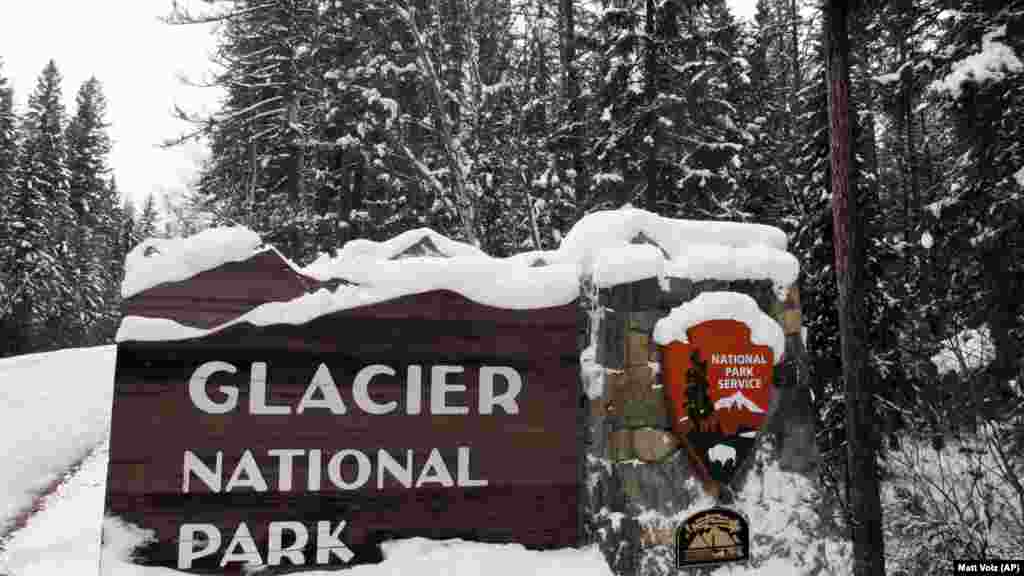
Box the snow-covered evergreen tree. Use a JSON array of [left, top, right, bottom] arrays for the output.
[[66, 77, 111, 224], [135, 193, 159, 242], [0, 59, 21, 356], [927, 0, 1024, 388], [66, 77, 116, 344], [11, 60, 75, 351]]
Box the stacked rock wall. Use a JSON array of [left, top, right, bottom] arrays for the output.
[[581, 270, 814, 575]]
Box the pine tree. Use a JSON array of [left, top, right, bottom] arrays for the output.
[[12, 60, 75, 351], [169, 0, 324, 261], [66, 77, 112, 225], [739, 0, 796, 228], [681, 0, 750, 220], [122, 194, 138, 250], [686, 349, 714, 423], [0, 59, 21, 356], [928, 0, 1024, 394], [136, 193, 160, 241], [0, 60, 15, 235], [66, 77, 115, 344], [93, 177, 124, 342]]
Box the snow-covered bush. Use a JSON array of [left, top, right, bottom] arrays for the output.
[[882, 426, 1024, 575]]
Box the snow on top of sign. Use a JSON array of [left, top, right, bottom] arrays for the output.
[[118, 207, 798, 340], [121, 227, 263, 299], [664, 243, 797, 286], [560, 206, 787, 254], [302, 228, 488, 279], [301, 207, 795, 291], [117, 259, 580, 342], [651, 291, 785, 363], [591, 243, 666, 289], [544, 207, 796, 289]]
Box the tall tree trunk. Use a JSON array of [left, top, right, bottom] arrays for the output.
[[786, 0, 802, 216], [286, 98, 305, 258], [897, 27, 920, 249], [825, 2, 885, 575], [533, 0, 549, 132], [443, 0, 465, 133], [644, 0, 658, 212], [560, 0, 586, 219]]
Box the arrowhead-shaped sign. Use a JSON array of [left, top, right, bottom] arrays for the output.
[[660, 319, 774, 489]]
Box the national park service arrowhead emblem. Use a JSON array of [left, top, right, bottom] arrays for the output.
[[660, 319, 774, 490], [675, 507, 749, 568]]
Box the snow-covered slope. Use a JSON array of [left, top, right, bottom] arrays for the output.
[[0, 442, 109, 575], [0, 346, 115, 532]]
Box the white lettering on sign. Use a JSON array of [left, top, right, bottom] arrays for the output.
[[717, 379, 762, 390], [354, 365, 398, 414], [176, 361, 513, 568], [431, 365, 467, 415], [177, 520, 353, 569], [710, 353, 768, 365], [183, 446, 488, 494], [188, 361, 239, 414], [268, 521, 308, 566], [479, 366, 522, 415], [250, 362, 290, 415], [723, 366, 754, 377], [710, 353, 767, 391], [186, 362, 523, 416], [297, 364, 346, 414]]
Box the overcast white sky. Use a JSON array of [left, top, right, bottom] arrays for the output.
[[0, 0, 757, 211], [0, 0, 219, 208]]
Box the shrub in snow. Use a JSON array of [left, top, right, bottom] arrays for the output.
[[882, 428, 1024, 574]]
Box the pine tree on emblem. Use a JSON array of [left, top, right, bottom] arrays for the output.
[[686, 349, 715, 426]]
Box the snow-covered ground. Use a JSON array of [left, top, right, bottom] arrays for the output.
[[1, 442, 110, 575], [0, 345, 116, 532]]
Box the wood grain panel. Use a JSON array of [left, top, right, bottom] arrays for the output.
[[107, 289, 581, 573]]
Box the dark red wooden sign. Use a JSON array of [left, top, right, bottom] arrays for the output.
[[104, 257, 580, 574], [660, 319, 774, 491]]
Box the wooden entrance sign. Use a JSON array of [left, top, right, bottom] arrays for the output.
[[103, 252, 579, 574], [660, 319, 774, 492]]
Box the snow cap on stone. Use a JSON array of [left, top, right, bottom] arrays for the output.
[[553, 206, 797, 289], [121, 227, 263, 299], [652, 291, 785, 363]]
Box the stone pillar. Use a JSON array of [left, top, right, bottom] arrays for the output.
[[581, 275, 816, 575]]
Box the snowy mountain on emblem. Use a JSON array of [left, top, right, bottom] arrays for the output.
[[715, 391, 765, 414]]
